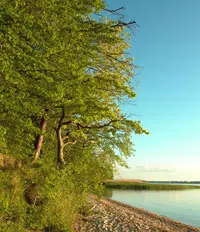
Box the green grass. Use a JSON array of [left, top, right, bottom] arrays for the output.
[[105, 182, 200, 190]]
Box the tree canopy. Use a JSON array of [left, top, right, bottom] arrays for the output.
[[1, 0, 148, 162]]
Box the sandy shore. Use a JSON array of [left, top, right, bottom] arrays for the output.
[[75, 196, 200, 232]]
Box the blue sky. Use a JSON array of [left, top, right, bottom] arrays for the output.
[[106, 0, 200, 180]]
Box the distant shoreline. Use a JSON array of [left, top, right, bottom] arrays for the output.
[[104, 180, 200, 190], [106, 179, 200, 184], [148, 181, 200, 184]]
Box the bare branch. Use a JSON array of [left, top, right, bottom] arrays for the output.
[[62, 135, 69, 141], [102, 7, 125, 16], [111, 20, 136, 28], [63, 140, 78, 148]]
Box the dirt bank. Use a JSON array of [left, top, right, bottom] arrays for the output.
[[75, 196, 200, 232]]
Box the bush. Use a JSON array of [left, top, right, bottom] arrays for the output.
[[0, 149, 114, 231], [0, 169, 28, 231], [0, 165, 85, 232]]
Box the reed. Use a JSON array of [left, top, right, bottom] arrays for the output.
[[105, 182, 200, 190]]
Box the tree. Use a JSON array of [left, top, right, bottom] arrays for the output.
[[1, 0, 148, 165]]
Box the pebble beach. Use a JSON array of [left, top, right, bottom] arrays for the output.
[[75, 196, 200, 232]]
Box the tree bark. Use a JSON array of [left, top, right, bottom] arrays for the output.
[[56, 125, 65, 165], [33, 117, 46, 162]]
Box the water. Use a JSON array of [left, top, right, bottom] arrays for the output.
[[104, 187, 200, 228]]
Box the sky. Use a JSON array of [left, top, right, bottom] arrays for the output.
[[106, 0, 200, 181]]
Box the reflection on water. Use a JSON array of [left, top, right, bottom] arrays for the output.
[[104, 187, 113, 198], [104, 188, 200, 228]]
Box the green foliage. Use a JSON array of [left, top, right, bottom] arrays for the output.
[[24, 167, 81, 231], [0, 165, 86, 231], [0, 170, 29, 231], [0, 0, 149, 230], [0, 0, 148, 162]]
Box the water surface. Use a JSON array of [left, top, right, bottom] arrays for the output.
[[104, 187, 200, 228]]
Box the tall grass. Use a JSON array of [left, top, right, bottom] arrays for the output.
[[0, 166, 85, 232], [105, 182, 200, 190]]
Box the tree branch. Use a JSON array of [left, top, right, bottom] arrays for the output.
[[76, 119, 120, 129], [62, 120, 73, 125], [102, 7, 125, 16], [111, 20, 136, 28], [63, 140, 78, 148], [58, 107, 65, 127]]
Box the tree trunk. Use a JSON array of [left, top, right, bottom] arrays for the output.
[[33, 117, 46, 162], [56, 125, 65, 165]]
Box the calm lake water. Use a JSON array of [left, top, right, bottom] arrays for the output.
[[104, 187, 200, 228]]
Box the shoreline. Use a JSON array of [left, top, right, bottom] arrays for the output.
[[104, 181, 200, 190], [75, 195, 200, 231]]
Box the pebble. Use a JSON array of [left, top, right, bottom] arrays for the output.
[[75, 196, 200, 232]]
